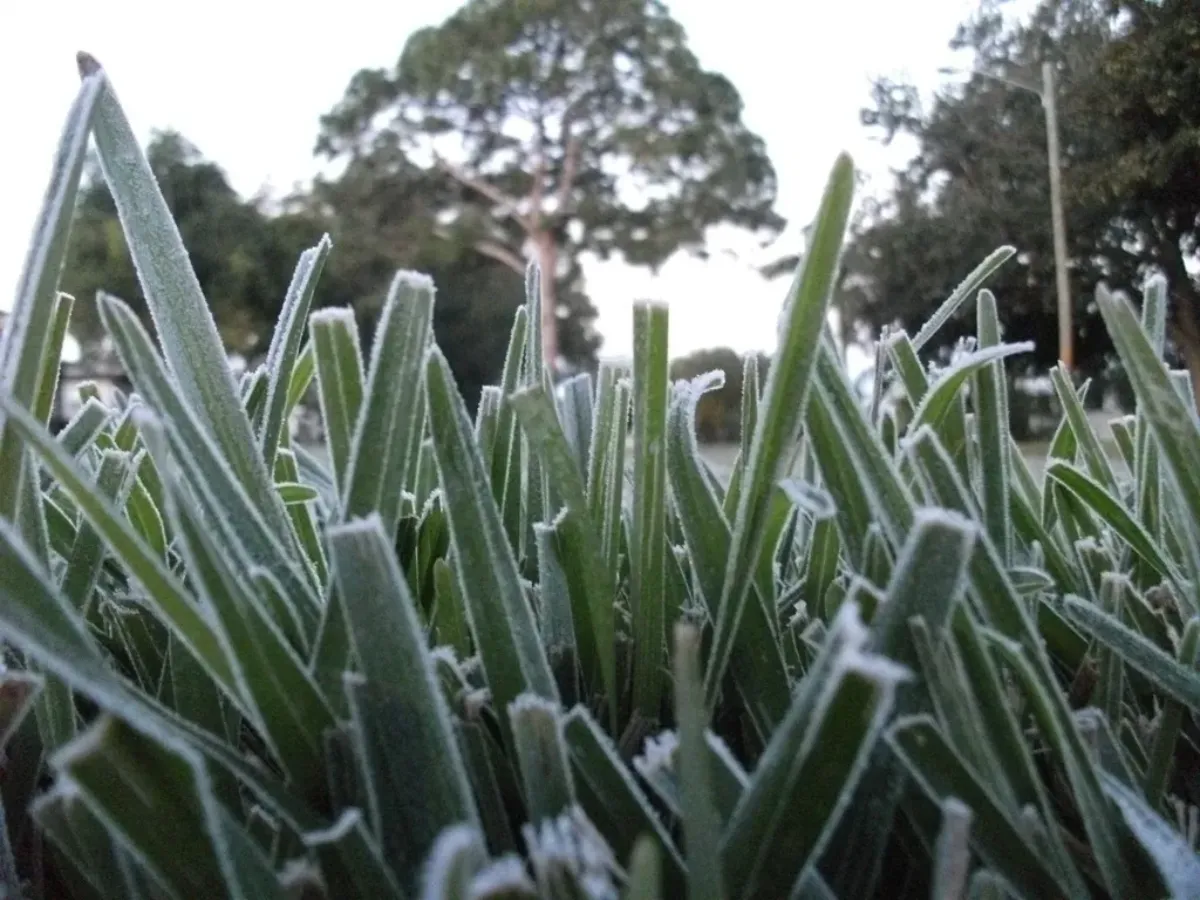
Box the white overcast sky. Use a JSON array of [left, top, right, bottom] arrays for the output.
[[1, 0, 994, 367]]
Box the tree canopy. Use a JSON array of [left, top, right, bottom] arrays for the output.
[[316, 0, 783, 374], [829, 0, 1200, 396]]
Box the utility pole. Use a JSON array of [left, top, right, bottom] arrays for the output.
[[1042, 62, 1073, 372], [940, 62, 1075, 371]]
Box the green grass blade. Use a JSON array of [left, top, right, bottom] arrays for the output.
[[57, 398, 110, 457], [0, 396, 240, 697], [707, 154, 855, 703], [558, 372, 593, 477], [52, 714, 283, 899], [60, 449, 129, 613], [310, 307, 365, 496], [260, 237, 330, 469], [1100, 770, 1200, 898], [0, 72, 103, 521], [1098, 284, 1200, 616], [512, 383, 617, 718], [562, 706, 686, 894], [97, 294, 320, 618], [666, 374, 789, 739], [146, 414, 335, 803], [974, 290, 1012, 562], [626, 836, 664, 900], [492, 306, 529, 551], [425, 347, 558, 727], [1050, 364, 1119, 495], [674, 624, 726, 900], [870, 508, 976, 680], [342, 271, 434, 535], [1062, 595, 1200, 711], [908, 343, 1033, 438], [988, 633, 1143, 899], [301, 810, 406, 900], [722, 603, 907, 900], [509, 695, 576, 824], [33, 292, 75, 426], [1144, 617, 1200, 804], [329, 514, 477, 886], [80, 57, 291, 547], [630, 301, 671, 722], [887, 715, 1081, 900], [1045, 461, 1180, 587], [911, 246, 1015, 351], [931, 797, 973, 900]]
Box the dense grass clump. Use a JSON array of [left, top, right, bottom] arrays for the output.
[[0, 54, 1198, 899]]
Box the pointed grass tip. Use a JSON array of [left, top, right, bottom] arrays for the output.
[[76, 51, 103, 78]]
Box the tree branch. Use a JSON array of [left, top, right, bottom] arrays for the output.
[[555, 133, 582, 217], [434, 153, 532, 231], [473, 238, 527, 274]]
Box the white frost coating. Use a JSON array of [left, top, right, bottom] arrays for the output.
[[508, 691, 560, 718], [705, 730, 750, 786], [910, 505, 978, 536], [469, 855, 536, 896], [550, 504, 571, 529], [463, 688, 491, 718], [308, 306, 358, 327], [1101, 771, 1200, 899], [429, 645, 460, 668], [522, 807, 620, 900], [827, 598, 870, 651], [835, 646, 912, 689], [786, 602, 810, 631], [301, 807, 363, 846], [328, 513, 387, 537], [419, 823, 486, 900], [389, 269, 437, 296], [632, 730, 679, 778]]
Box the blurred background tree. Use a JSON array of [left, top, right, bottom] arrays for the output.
[[771, 0, 1200, 403], [315, 0, 784, 376], [62, 131, 525, 413]]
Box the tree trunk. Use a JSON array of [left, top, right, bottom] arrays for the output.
[[1172, 283, 1200, 408], [534, 235, 559, 377], [1160, 239, 1200, 408]]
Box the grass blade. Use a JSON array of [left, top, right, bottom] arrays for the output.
[[52, 714, 282, 899], [0, 72, 103, 520], [1144, 617, 1200, 804], [512, 383, 617, 719], [912, 246, 1015, 351], [425, 347, 558, 730], [1062, 595, 1200, 711], [722, 603, 907, 900], [260, 237, 330, 469], [666, 374, 789, 739], [1045, 461, 1180, 588], [310, 308, 365, 496], [707, 153, 855, 703], [0, 396, 240, 697], [562, 706, 686, 894], [1100, 770, 1200, 899], [674, 624, 726, 900], [79, 55, 290, 548], [630, 301, 671, 722], [974, 290, 1012, 562], [330, 515, 477, 887], [509, 695, 576, 824], [887, 715, 1079, 899], [97, 294, 320, 619], [342, 272, 434, 535]]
